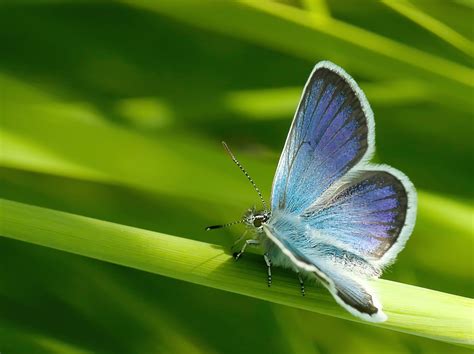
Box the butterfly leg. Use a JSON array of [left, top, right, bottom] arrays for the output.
[[296, 271, 305, 296], [263, 253, 272, 287], [233, 239, 259, 261], [231, 230, 248, 251]]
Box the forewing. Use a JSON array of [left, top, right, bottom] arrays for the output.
[[302, 167, 417, 267], [271, 61, 374, 214]]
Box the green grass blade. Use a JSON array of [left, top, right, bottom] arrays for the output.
[[240, 1, 473, 85], [1, 198, 472, 347], [382, 0, 474, 57], [301, 0, 331, 17], [124, 0, 474, 107]]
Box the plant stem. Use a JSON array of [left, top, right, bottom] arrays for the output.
[[0, 198, 472, 347]]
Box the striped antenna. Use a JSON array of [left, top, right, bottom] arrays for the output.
[[205, 219, 244, 231], [222, 141, 268, 212]]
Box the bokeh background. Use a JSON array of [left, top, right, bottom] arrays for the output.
[[0, 1, 473, 353]]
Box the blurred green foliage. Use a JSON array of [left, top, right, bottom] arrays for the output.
[[0, 1, 472, 353]]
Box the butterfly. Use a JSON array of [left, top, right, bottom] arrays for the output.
[[206, 61, 417, 322]]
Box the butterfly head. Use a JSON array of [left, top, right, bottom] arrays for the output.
[[243, 207, 271, 230]]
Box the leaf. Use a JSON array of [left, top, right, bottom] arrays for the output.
[[1, 198, 472, 347]]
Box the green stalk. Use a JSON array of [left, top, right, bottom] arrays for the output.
[[0, 198, 472, 347]]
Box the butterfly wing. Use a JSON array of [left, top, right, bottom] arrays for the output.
[[267, 61, 417, 321], [271, 61, 375, 214], [264, 166, 416, 321], [303, 167, 417, 268], [270, 60, 416, 269]]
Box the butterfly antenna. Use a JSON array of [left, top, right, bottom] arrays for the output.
[[222, 141, 268, 212], [205, 219, 244, 231]]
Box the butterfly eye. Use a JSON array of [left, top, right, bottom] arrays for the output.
[[253, 218, 262, 228]]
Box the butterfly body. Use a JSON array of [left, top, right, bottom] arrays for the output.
[[210, 61, 417, 323], [243, 209, 303, 273]]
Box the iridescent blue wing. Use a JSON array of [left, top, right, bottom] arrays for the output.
[[266, 62, 417, 321], [264, 168, 417, 321], [270, 61, 416, 268], [271, 61, 375, 214], [302, 167, 417, 267]]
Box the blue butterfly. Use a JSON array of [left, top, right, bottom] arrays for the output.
[[207, 61, 417, 322]]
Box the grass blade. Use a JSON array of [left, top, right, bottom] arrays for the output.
[[382, 0, 474, 57], [1, 198, 472, 347], [124, 0, 474, 107]]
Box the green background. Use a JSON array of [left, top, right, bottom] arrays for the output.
[[0, 1, 472, 353]]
